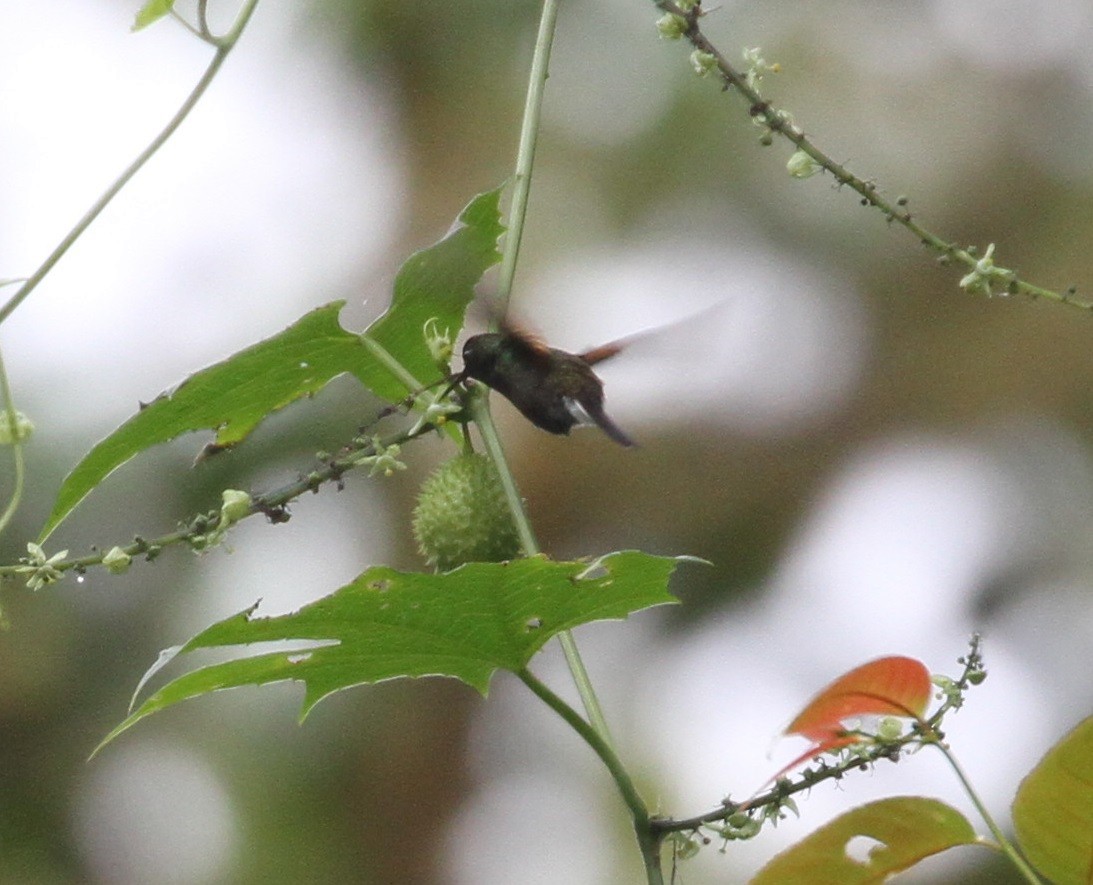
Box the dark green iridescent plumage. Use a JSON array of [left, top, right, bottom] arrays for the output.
[[459, 332, 634, 447]]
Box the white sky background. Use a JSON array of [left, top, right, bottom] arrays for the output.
[[2, 2, 1092, 884]]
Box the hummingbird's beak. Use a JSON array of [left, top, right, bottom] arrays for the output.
[[436, 371, 466, 403]]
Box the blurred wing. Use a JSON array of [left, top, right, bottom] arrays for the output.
[[579, 340, 626, 366], [580, 300, 731, 365], [499, 315, 553, 363]]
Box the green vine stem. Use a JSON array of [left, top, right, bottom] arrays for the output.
[[0, 0, 261, 327], [518, 667, 664, 885], [359, 333, 462, 444], [464, 0, 619, 748], [465, 389, 536, 556], [0, 346, 26, 537], [653, 0, 1091, 312], [930, 741, 1044, 884], [493, 0, 562, 319], [465, 390, 616, 746]]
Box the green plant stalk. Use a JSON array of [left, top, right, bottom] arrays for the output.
[[359, 333, 461, 444], [931, 741, 1044, 884], [0, 0, 261, 327], [198, 0, 213, 41], [493, 0, 561, 319], [473, 0, 619, 746], [466, 389, 535, 554], [0, 347, 26, 536], [465, 391, 616, 745], [360, 334, 428, 392], [518, 668, 663, 885]]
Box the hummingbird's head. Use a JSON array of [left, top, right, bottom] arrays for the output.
[[460, 333, 503, 380]]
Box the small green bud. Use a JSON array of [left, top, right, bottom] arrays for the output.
[[189, 490, 252, 554], [219, 489, 252, 525], [690, 50, 718, 77], [0, 410, 34, 444], [412, 453, 521, 571], [423, 317, 453, 370], [959, 243, 1012, 296], [743, 46, 780, 89], [408, 398, 463, 437], [355, 437, 407, 477], [876, 716, 903, 741], [656, 13, 687, 40], [723, 812, 761, 840], [786, 149, 821, 179], [102, 546, 133, 575], [671, 833, 701, 860]]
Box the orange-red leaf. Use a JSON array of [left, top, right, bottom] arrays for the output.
[[766, 656, 933, 783], [787, 656, 932, 741], [774, 734, 864, 782]]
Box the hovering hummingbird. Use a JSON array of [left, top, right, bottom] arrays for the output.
[[455, 323, 635, 447]]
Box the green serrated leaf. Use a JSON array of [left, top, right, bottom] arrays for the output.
[[1012, 716, 1093, 885], [356, 187, 503, 402], [132, 0, 175, 31], [38, 301, 362, 540], [751, 797, 978, 884], [39, 188, 504, 541], [95, 551, 682, 754]]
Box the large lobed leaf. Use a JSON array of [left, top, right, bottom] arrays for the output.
[[358, 188, 504, 402], [1012, 716, 1093, 885], [40, 188, 503, 540], [95, 551, 683, 753], [752, 797, 978, 884]]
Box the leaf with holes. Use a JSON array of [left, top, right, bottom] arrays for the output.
[[752, 797, 978, 884], [94, 551, 685, 754]]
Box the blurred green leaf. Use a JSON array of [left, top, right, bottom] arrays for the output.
[[752, 797, 978, 884], [39, 188, 504, 540], [132, 0, 174, 31], [96, 551, 682, 753], [1012, 716, 1093, 885]]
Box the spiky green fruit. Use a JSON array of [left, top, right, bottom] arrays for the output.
[[412, 453, 521, 571]]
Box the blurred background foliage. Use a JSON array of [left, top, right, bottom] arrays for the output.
[[1, 0, 1091, 882]]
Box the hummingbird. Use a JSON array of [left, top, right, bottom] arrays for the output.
[[456, 324, 635, 447]]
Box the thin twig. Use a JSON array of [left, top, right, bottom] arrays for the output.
[[653, 0, 1091, 311], [0, 418, 435, 579], [0, 0, 261, 327]]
